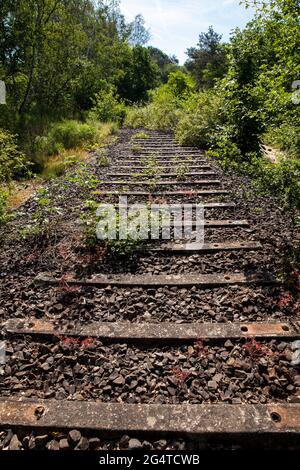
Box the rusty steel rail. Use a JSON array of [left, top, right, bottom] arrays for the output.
[[144, 241, 262, 254], [109, 203, 237, 210], [107, 172, 217, 178], [94, 190, 230, 196], [105, 218, 248, 228], [4, 319, 300, 341], [119, 159, 208, 164], [98, 180, 222, 186], [115, 165, 214, 171], [0, 400, 299, 436], [35, 272, 279, 288]]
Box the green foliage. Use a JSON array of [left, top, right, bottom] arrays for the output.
[[263, 120, 300, 160], [50, 121, 98, 150], [175, 91, 223, 148], [148, 46, 180, 83], [42, 154, 80, 179], [209, 140, 300, 212], [97, 153, 111, 168], [216, 0, 300, 155], [19, 189, 58, 243], [124, 1, 299, 216], [0, 189, 8, 224], [132, 132, 149, 139], [185, 26, 228, 89], [0, 1, 163, 167], [0, 129, 29, 181], [117, 45, 160, 103], [33, 119, 105, 172], [65, 162, 99, 192], [131, 144, 142, 154], [89, 86, 126, 124], [125, 71, 196, 131], [82, 203, 143, 257], [176, 165, 188, 181]]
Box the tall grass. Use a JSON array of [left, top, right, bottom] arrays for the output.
[[34, 120, 117, 176]]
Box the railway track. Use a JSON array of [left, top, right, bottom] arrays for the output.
[[0, 129, 299, 451]]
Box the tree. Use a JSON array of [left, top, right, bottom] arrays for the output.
[[117, 45, 160, 103], [185, 26, 228, 89], [0, 0, 143, 126], [148, 46, 180, 83], [130, 14, 150, 46], [218, 0, 300, 154]]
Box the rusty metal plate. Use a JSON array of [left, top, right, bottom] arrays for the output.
[[125, 156, 206, 160], [99, 180, 221, 186], [94, 190, 229, 196], [0, 400, 299, 435], [35, 272, 279, 288], [146, 241, 262, 254], [110, 204, 236, 211], [5, 319, 299, 341], [133, 153, 204, 157], [107, 172, 217, 178], [204, 220, 248, 227], [121, 158, 207, 161], [106, 219, 246, 228], [116, 166, 214, 171], [108, 202, 237, 211], [129, 147, 204, 151]]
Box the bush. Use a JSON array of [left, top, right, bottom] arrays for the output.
[[132, 131, 149, 139], [33, 119, 114, 173], [125, 87, 183, 131], [0, 189, 8, 224], [209, 137, 300, 213], [124, 105, 151, 129], [50, 121, 98, 150], [39, 122, 117, 178], [125, 71, 196, 132], [89, 87, 126, 125], [175, 91, 223, 148], [34, 120, 99, 160], [0, 129, 29, 181], [263, 121, 300, 160]]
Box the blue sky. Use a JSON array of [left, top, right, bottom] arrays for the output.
[[120, 0, 254, 64]]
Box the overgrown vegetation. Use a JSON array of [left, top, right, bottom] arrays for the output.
[[0, 0, 178, 187], [126, 0, 300, 213], [82, 202, 145, 257], [125, 71, 196, 131], [1, 0, 299, 227], [0, 129, 29, 181]]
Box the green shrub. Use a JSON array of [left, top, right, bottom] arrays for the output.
[[42, 154, 80, 179], [50, 121, 98, 150], [132, 132, 149, 139], [125, 89, 181, 131], [125, 71, 196, 132], [124, 105, 151, 129], [263, 121, 300, 160], [34, 135, 64, 159], [0, 189, 8, 224], [34, 120, 98, 160], [209, 137, 300, 213], [0, 129, 29, 181], [89, 87, 126, 125], [175, 91, 223, 148], [33, 120, 110, 173]]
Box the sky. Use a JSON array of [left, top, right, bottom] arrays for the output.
[[120, 0, 255, 64]]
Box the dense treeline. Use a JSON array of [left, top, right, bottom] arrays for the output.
[[0, 0, 177, 175], [0, 0, 299, 218], [126, 0, 300, 212]]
